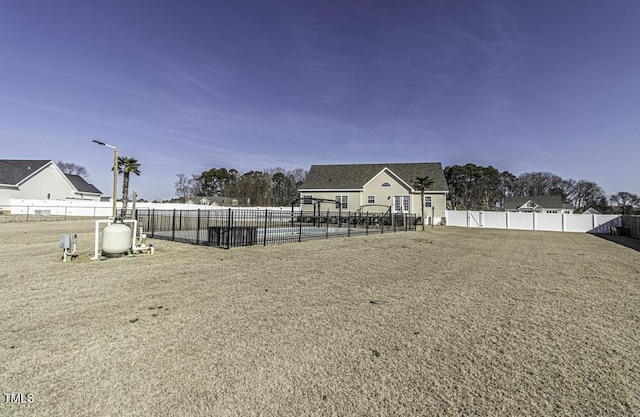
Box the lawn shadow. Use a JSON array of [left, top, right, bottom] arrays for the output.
[[592, 233, 640, 253]]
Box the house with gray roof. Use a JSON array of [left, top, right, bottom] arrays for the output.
[[583, 207, 601, 215], [505, 195, 574, 214], [0, 160, 102, 206], [298, 162, 448, 223]]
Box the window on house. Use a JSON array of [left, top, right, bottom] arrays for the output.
[[367, 195, 375, 204], [394, 196, 409, 212], [527, 201, 536, 208], [303, 195, 313, 204], [335, 195, 348, 209], [424, 196, 432, 208]]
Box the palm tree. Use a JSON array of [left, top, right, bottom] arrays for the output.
[[113, 156, 141, 215], [413, 176, 435, 231]]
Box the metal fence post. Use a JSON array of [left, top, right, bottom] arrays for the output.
[[366, 212, 369, 235], [326, 210, 329, 238], [298, 210, 303, 242], [263, 209, 268, 246], [226, 208, 232, 248], [348, 211, 351, 237], [196, 209, 201, 245], [171, 209, 176, 241], [151, 209, 155, 238]]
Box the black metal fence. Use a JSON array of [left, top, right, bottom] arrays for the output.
[[621, 215, 640, 239], [133, 208, 417, 248]]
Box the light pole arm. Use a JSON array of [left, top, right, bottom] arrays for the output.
[[93, 139, 119, 218]]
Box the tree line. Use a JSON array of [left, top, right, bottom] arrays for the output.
[[445, 163, 639, 214], [174, 167, 308, 207]]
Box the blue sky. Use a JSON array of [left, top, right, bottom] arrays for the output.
[[1, 0, 638, 200]]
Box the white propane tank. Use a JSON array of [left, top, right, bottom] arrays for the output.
[[102, 221, 131, 256]]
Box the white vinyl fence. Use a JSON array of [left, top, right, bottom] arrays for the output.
[[446, 210, 621, 233], [2, 199, 298, 218]]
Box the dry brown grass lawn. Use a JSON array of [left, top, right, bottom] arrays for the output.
[[1, 218, 639, 416]]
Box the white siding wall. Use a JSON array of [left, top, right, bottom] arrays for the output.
[[0, 188, 18, 206], [362, 170, 409, 212], [411, 193, 447, 223], [298, 191, 361, 212], [20, 164, 76, 200]]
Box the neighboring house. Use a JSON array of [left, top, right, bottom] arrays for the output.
[[0, 160, 102, 206], [505, 195, 574, 214], [184, 196, 250, 207], [210, 196, 251, 207], [184, 197, 214, 205], [583, 207, 601, 215], [298, 162, 448, 222]]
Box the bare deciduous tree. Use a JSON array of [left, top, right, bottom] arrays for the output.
[[57, 161, 89, 178]]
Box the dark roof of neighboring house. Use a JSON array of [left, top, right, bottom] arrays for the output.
[[300, 163, 448, 191], [65, 174, 102, 194], [505, 195, 574, 210], [0, 159, 50, 185]]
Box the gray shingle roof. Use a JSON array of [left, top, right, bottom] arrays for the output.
[[300, 163, 448, 191], [65, 174, 102, 194], [505, 195, 574, 210], [0, 160, 50, 185]]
